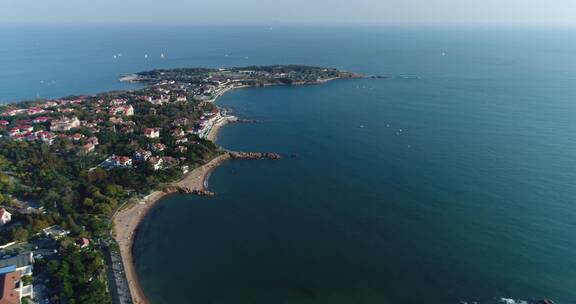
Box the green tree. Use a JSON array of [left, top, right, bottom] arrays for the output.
[[12, 228, 28, 241]]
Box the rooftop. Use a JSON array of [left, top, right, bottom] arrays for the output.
[[0, 252, 33, 269], [0, 270, 20, 304]]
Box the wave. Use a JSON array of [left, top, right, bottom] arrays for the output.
[[500, 298, 529, 304]]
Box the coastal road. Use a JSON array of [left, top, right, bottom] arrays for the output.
[[103, 241, 134, 304]]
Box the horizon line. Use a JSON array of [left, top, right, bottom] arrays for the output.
[[1, 21, 576, 28]]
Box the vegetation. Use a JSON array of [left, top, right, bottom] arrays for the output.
[[0, 65, 353, 303], [45, 245, 110, 304]]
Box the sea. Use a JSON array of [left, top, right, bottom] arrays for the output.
[[2, 25, 576, 304]]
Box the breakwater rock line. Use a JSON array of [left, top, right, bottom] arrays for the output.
[[228, 151, 281, 160], [164, 151, 281, 197], [160, 185, 215, 196]]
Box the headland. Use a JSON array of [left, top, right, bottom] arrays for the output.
[[109, 65, 366, 303]]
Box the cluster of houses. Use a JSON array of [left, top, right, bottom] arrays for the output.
[[3, 115, 99, 152], [0, 221, 91, 304], [100, 147, 180, 171], [0, 224, 89, 303], [0, 107, 45, 118], [0, 83, 211, 175], [2, 115, 82, 145], [0, 95, 112, 150], [142, 77, 239, 104], [108, 98, 134, 117], [193, 110, 224, 139], [1, 98, 84, 118], [140, 85, 189, 105]]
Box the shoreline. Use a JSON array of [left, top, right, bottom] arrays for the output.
[[112, 153, 230, 304], [111, 76, 351, 304], [111, 87, 240, 304], [207, 115, 237, 142]]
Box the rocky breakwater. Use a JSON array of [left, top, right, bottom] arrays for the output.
[[162, 185, 215, 196], [229, 151, 281, 160], [232, 118, 258, 124], [191, 189, 216, 196]]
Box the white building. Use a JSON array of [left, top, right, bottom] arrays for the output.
[[50, 116, 81, 132], [148, 157, 163, 170], [109, 105, 134, 117], [42, 225, 70, 240]]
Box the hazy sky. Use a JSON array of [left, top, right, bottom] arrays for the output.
[[2, 0, 576, 25]]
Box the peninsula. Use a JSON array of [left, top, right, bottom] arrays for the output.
[[0, 65, 366, 304]]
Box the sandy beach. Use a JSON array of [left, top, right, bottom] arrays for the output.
[[207, 115, 237, 142], [111, 82, 243, 304], [112, 153, 230, 304], [110, 80, 315, 304]]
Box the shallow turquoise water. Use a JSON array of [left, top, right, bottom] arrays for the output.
[[2, 25, 576, 303]]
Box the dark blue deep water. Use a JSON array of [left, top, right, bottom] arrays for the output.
[[2, 25, 576, 303]]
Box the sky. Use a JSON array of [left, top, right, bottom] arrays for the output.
[[1, 0, 576, 25]]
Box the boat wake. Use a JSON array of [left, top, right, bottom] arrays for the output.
[[459, 298, 556, 304]]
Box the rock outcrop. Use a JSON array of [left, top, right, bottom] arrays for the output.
[[161, 185, 214, 196], [233, 118, 258, 124], [229, 151, 281, 160], [191, 189, 215, 196]]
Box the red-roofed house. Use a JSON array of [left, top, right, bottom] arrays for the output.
[[70, 133, 84, 141], [134, 149, 152, 161], [9, 126, 33, 137], [81, 143, 95, 154], [118, 156, 132, 167], [0, 270, 21, 304], [35, 131, 56, 144], [27, 107, 44, 116], [0, 209, 11, 226], [144, 128, 160, 139], [32, 117, 50, 124], [76, 238, 90, 249], [101, 155, 132, 168]]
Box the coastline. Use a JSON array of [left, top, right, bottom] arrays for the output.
[[112, 125, 231, 304], [207, 115, 237, 142], [111, 75, 350, 304]]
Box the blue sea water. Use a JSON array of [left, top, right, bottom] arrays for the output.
[[2, 25, 576, 303]]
